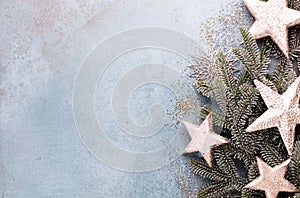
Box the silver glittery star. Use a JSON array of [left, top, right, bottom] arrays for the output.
[[243, 0, 300, 57], [182, 113, 229, 167], [246, 77, 300, 155], [245, 157, 299, 198]]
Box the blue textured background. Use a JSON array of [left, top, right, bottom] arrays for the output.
[[0, 0, 251, 197]]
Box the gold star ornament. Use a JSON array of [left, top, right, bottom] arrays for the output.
[[243, 0, 300, 57], [246, 77, 300, 155], [244, 157, 299, 198], [182, 113, 229, 167]]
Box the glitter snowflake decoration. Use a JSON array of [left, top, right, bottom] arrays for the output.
[[188, 47, 238, 97]]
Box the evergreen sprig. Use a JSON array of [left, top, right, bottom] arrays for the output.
[[189, 158, 229, 181], [189, 155, 248, 198], [287, 141, 300, 188], [188, 26, 300, 197], [233, 28, 273, 88]]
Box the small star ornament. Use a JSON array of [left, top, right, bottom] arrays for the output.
[[182, 113, 229, 167], [246, 77, 300, 155], [243, 0, 300, 57], [244, 157, 299, 198]]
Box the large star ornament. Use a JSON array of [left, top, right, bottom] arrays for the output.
[[244, 157, 299, 198], [246, 77, 300, 155], [182, 113, 229, 167], [243, 0, 300, 57]]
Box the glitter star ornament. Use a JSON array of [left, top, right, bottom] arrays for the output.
[[245, 157, 299, 198], [246, 77, 300, 155], [243, 0, 300, 57], [182, 113, 229, 167]]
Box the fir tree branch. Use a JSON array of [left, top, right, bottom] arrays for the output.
[[287, 141, 300, 188], [194, 80, 213, 97], [197, 181, 232, 198], [220, 142, 255, 172], [233, 28, 275, 89], [197, 178, 247, 198], [268, 57, 296, 93], [214, 144, 240, 178], [247, 161, 260, 181], [289, 0, 300, 10], [189, 159, 229, 181], [214, 51, 235, 89], [260, 142, 285, 167], [294, 193, 300, 198], [241, 189, 265, 198]]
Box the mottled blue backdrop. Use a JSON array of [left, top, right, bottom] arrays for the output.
[[0, 0, 251, 197]]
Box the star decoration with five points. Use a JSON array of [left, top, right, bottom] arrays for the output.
[[243, 0, 300, 57], [182, 113, 229, 167], [244, 157, 299, 198], [246, 77, 300, 155]]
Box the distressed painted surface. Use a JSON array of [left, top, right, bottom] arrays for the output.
[[0, 0, 251, 197]]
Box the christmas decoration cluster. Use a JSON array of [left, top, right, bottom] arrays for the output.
[[184, 0, 300, 197]]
